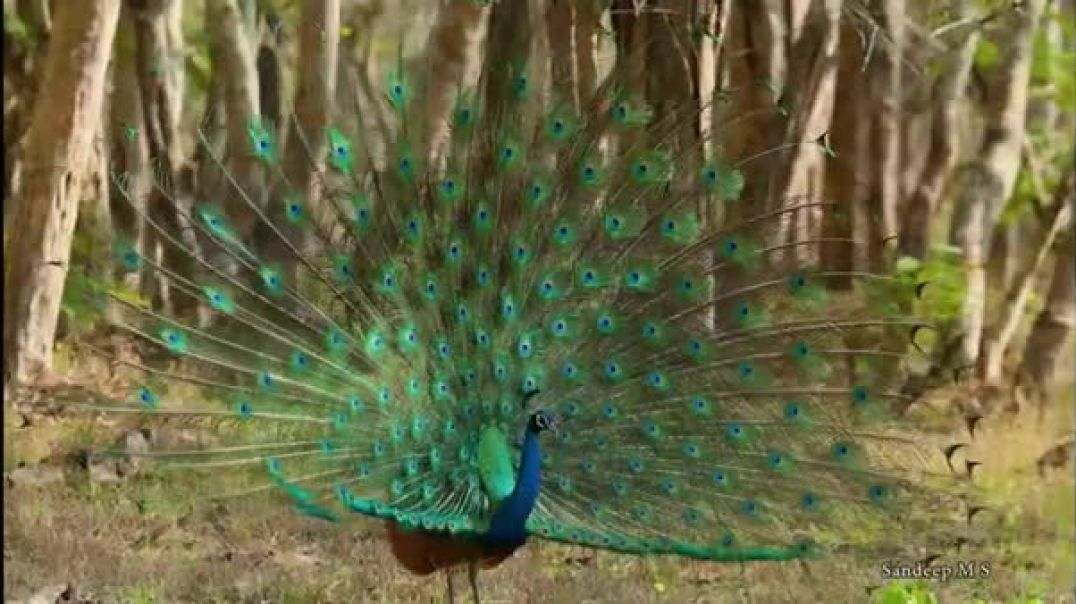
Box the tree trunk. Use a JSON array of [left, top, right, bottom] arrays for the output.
[[766, 0, 841, 265], [899, 0, 979, 259], [724, 1, 788, 202], [256, 28, 284, 136], [546, 0, 575, 105], [483, 0, 534, 116], [259, 0, 339, 283], [1018, 201, 1075, 402], [3, 0, 120, 389], [3, 0, 53, 218], [205, 0, 263, 251], [949, 0, 1045, 366], [644, 0, 698, 154], [109, 5, 149, 287], [610, 0, 649, 94], [65, 110, 113, 338], [573, 0, 600, 104], [981, 175, 1074, 385], [420, 0, 488, 164], [131, 0, 195, 315], [820, 18, 869, 289], [867, 0, 905, 269]]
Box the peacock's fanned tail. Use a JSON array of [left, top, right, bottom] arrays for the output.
[[66, 43, 965, 565]]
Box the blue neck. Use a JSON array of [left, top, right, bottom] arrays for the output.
[[481, 426, 543, 547]]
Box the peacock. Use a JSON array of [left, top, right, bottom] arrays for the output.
[[59, 9, 971, 603]]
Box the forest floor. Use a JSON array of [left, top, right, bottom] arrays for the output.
[[3, 347, 1073, 604]]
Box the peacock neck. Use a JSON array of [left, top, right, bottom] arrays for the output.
[[481, 424, 543, 548]]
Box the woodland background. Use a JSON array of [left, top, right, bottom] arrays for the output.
[[2, 0, 1074, 602]]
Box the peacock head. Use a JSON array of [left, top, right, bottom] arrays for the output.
[[527, 409, 558, 437]]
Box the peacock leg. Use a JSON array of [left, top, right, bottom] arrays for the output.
[[467, 561, 480, 604], [445, 567, 457, 604]]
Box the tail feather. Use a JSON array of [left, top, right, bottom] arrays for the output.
[[58, 38, 972, 566]]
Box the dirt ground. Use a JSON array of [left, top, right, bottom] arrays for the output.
[[4, 363, 1072, 603]]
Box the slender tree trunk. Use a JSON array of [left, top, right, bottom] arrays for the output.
[[546, 0, 575, 105], [821, 18, 868, 288], [723, 0, 787, 205], [899, 0, 979, 259], [257, 24, 284, 137], [573, 0, 600, 104], [867, 0, 905, 268], [3, 0, 121, 390], [420, 0, 488, 164], [65, 109, 113, 339], [109, 5, 149, 288], [767, 0, 841, 265], [132, 0, 195, 315], [192, 2, 225, 197], [475, 0, 534, 184], [483, 0, 534, 116], [644, 0, 698, 154], [697, 0, 724, 331], [610, 0, 649, 94], [949, 0, 1045, 366], [259, 0, 339, 283], [3, 0, 53, 219], [207, 0, 263, 242], [712, 1, 787, 330], [1018, 200, 1075, 403], [981, 175, 1074, 385]]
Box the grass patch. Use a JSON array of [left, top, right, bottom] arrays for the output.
[[4, 369, 1072, 602]]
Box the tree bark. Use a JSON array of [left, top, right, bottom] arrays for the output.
[[206, 0, 263, 245], [722, 0, 787, 206], [644, 0, 698, 154], [258, 0, 339, 282], [610, 0, 650, 94], [546, 0, 575, 105], [867, 0, 905, 269], [109, 5, 149, 288], [483, 0, 534, 117], [1018, 199, 1075, 401], [573, 0, 601, 104], [131, 0, 195, 315], [256, 26, 284, 136], [4, 0, 53, 217], [65, 110, 113, 339], [420, 0, 488, 164], [821, 17, 869, 288], [3, 0, 120, 389], [899, 0, 979, 259], [766, 0, 841, 265], [949, 0, 1045, 366], [981, 174, 1074, 385]]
